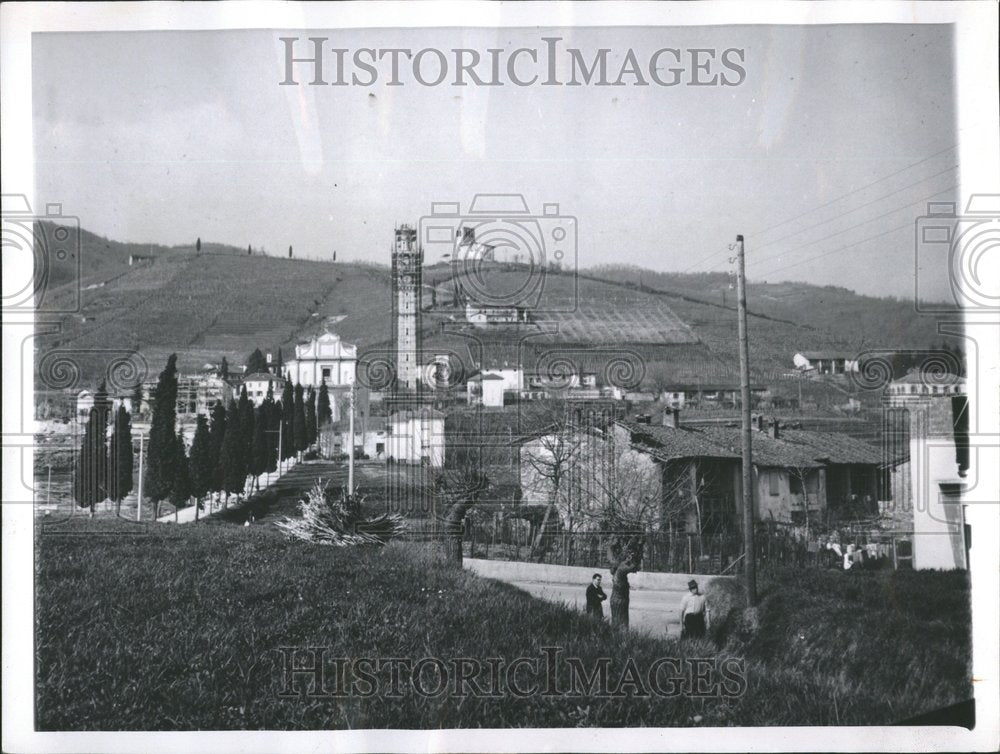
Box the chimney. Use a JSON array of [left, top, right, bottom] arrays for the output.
[[770, 417, 780, 439], [663, 408, 681, 429]]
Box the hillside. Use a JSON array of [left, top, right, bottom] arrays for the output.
[[587, 264, 954, 352], [33, 223, 947, 401]]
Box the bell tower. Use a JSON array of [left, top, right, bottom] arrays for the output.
[[391, 224, 422, 394]]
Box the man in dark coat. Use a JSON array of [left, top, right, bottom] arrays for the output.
[[585, 573, 607, 619]]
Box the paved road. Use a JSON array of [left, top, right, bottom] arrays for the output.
[[505, 579, 688, 638]]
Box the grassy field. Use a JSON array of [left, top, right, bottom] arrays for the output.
[[35, 519, 971, 730]]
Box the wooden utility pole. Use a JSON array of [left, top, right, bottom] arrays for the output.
[[735, 234, 757, 606], [135, 432, 145, 522], [348, 383, 356, 497]]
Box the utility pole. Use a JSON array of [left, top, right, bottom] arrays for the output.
[[348, 382, 356, 497], [135, 432, 145, 522], [735, 234, 757, 606], [277, 420, 283, 477]]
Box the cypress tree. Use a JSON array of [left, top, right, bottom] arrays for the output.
[[245, 348, 267, 375], [169, 436, 191, 514], [293, 382, 307, 455], [196, 237, 201, 253], [189, 415, 212, 518], [264, 383, 279, 473], [288, 245, 293, 259], [107, 404, 134, 515], [238, 385, 255, 485], [208, 401, 227, 495], [317, 379, 332, 427], [280, 378, 294, 460], [130, 382, 144, 417], [218, 402, 245, 501], [145, 355, 179, 517], [305, 386, 318, 447], [74, 401, 109, 514], [250, 403, 269, 485], [220, 357, 230, 381], [275, 347, 284, 374]]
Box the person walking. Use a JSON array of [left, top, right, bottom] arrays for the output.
[[679, 579, 709, 639], [585, 573, 607, 620]]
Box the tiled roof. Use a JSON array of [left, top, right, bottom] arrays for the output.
[[779, 429, 884, 466], [619, 420, 881, 469], [618, 421, 740, 462]]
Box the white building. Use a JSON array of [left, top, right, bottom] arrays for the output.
[[886, 373, 969, 570], [467, 373, 505, 407], [285, 331, 357, 388], [387, 408, 445, 467], [240, 373, 285, 407], [792, 351, 860, 375]]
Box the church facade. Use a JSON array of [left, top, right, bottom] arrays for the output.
[[285, 330, 357, 388]]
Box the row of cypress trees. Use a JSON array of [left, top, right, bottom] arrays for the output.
[[73, 382, 134, 515], [138, 354, 334, 517], [75, 353, 336, 517]]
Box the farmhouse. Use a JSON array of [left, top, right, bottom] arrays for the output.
[[793, 351, 860, 375], [465, 303, 530, 326], [520, 410, 885, 534], [660, 383, 768, 409]]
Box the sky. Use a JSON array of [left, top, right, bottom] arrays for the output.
[[31, 24, 957, 300]]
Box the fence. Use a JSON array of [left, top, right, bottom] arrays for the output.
[[400, 517, 914, 574]]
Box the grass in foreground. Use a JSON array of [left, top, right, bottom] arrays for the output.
[[35, 521, 971, 729]]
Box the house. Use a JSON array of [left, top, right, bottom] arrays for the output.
[[884, 373, 968, 569], [660, 383, 768, 409], [338, 414, 388, 460], [793, 351, 860, 375], [465, 303, 530, 326], [240, 373, 285, 407], [285, 330, 357, 388], [467, 373, 506, 407], [527, 410, 886, 533], [387, 407, 445, 467]]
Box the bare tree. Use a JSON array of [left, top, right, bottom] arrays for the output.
[[574, 425, 661, 628], [435, 447, 490, 566], [520, 403, 583, 560]]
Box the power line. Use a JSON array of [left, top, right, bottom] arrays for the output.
[[723, 182, 958, 272], [751, 142, 957, 237], [751, 220, 913, 278], [678, 143, 957, 274], [757, 164, 957, 249]]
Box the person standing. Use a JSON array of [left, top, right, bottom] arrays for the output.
[[679, 579, 709, 639], [585, 573, 607, 620]]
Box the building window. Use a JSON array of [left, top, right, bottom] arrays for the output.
[[768, 471, 779, 496], [322, 367, 332, 380]]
